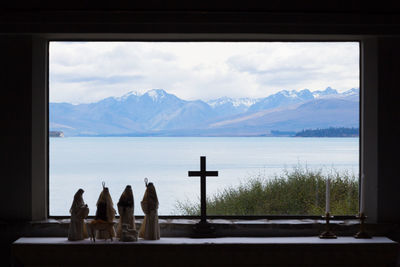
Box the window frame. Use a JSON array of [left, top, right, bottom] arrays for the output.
[[32, 35, 373, 221]]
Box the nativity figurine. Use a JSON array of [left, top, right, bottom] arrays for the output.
[[138, 178, 160, 240], [120, 224, 138, 242], [68, 188, 89, 241], [94, 182, 116, 240], [116, 185, 135, 238], [88, 220, 115, 242]]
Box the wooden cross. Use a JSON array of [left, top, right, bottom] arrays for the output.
[[188, 156, 218, 224]]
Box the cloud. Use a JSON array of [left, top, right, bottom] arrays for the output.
[[226, 42, 359, 91], [51, 74, 144, 84], [49, 42, 359, 104]]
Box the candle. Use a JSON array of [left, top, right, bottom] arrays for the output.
[[360, 174, 365, 214], [325, 178, 330, 214]]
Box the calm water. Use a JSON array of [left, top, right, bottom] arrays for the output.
[[50, 137, 359, 216]]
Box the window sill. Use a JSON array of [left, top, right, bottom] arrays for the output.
[[13, 218, 398, 238]]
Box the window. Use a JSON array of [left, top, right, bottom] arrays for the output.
[[48, 41, 360, 217]]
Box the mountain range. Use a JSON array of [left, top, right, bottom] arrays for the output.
[[49, 87, 359, 136]]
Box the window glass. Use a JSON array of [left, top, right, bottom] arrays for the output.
[[49, 42, 359, 216]]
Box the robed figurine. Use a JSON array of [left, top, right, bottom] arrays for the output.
[[94, 182, 116, 239], [139, 179, 160, 240], [116, 185, 136, 238], [68, 188, 89, 241]]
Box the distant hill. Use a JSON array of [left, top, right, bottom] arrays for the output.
[[49, 131, 64, 137], [208, 98, 358, 134], [295, 127, 359, 137], [50, 87, 359, 136]]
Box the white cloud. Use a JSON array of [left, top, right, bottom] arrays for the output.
[[49, 42, 359, 104]]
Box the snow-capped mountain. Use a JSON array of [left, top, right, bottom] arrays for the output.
[[207, 97, 259, 108], [312, 87, 338, 98], [50, 87, 359, 136], [342, 88, 359, 96], [248, 89, 314, 113], [206, 97, 259, 117], [115, 91, 141, 101], [144, 89, 169, 102]]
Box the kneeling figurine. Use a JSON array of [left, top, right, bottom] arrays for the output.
[[120, 224, 138, 242]]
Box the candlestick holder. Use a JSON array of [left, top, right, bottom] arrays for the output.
[[354, 212, 371, 239], [319, 212, 337, 239], [192, 220, 216, 238]]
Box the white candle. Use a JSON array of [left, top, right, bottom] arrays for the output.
[[360, 174, 365, 214], [325, 178, 330, 214]]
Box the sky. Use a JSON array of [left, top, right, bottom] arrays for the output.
[[49, 42, 359, 104]]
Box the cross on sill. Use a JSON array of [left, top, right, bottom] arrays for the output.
[[188, 156, 218, 236]]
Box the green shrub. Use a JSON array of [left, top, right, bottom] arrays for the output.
[[175, 167, 359, 216]]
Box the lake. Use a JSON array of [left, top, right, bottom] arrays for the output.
[[49, 137, 359, 216]]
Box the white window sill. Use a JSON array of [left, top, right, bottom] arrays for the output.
[[19, 218, 398, 238], [14, 236, 396, 244]]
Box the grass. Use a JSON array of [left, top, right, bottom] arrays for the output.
[[175, 167, 359, 216]]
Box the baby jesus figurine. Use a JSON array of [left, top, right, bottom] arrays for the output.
[[138, 179, 160, 240], [116, 185, 135, 238], [68, 188, 89, 241]]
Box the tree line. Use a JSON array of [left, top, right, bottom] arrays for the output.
[[295, 127, 359, 137]]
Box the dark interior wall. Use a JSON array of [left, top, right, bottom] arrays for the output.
[[0, 3, 399, 223], [0, 37, 34, 266], [1, 2, 400, 35], [0, 3, 399, 267], [377, 38, 400, 223], [0, 37, 33, 221], [0, 1, 379, 11]]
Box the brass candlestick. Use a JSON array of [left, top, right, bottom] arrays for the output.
[[354, 212, 371, 239], [319, 212, 337, 239]]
